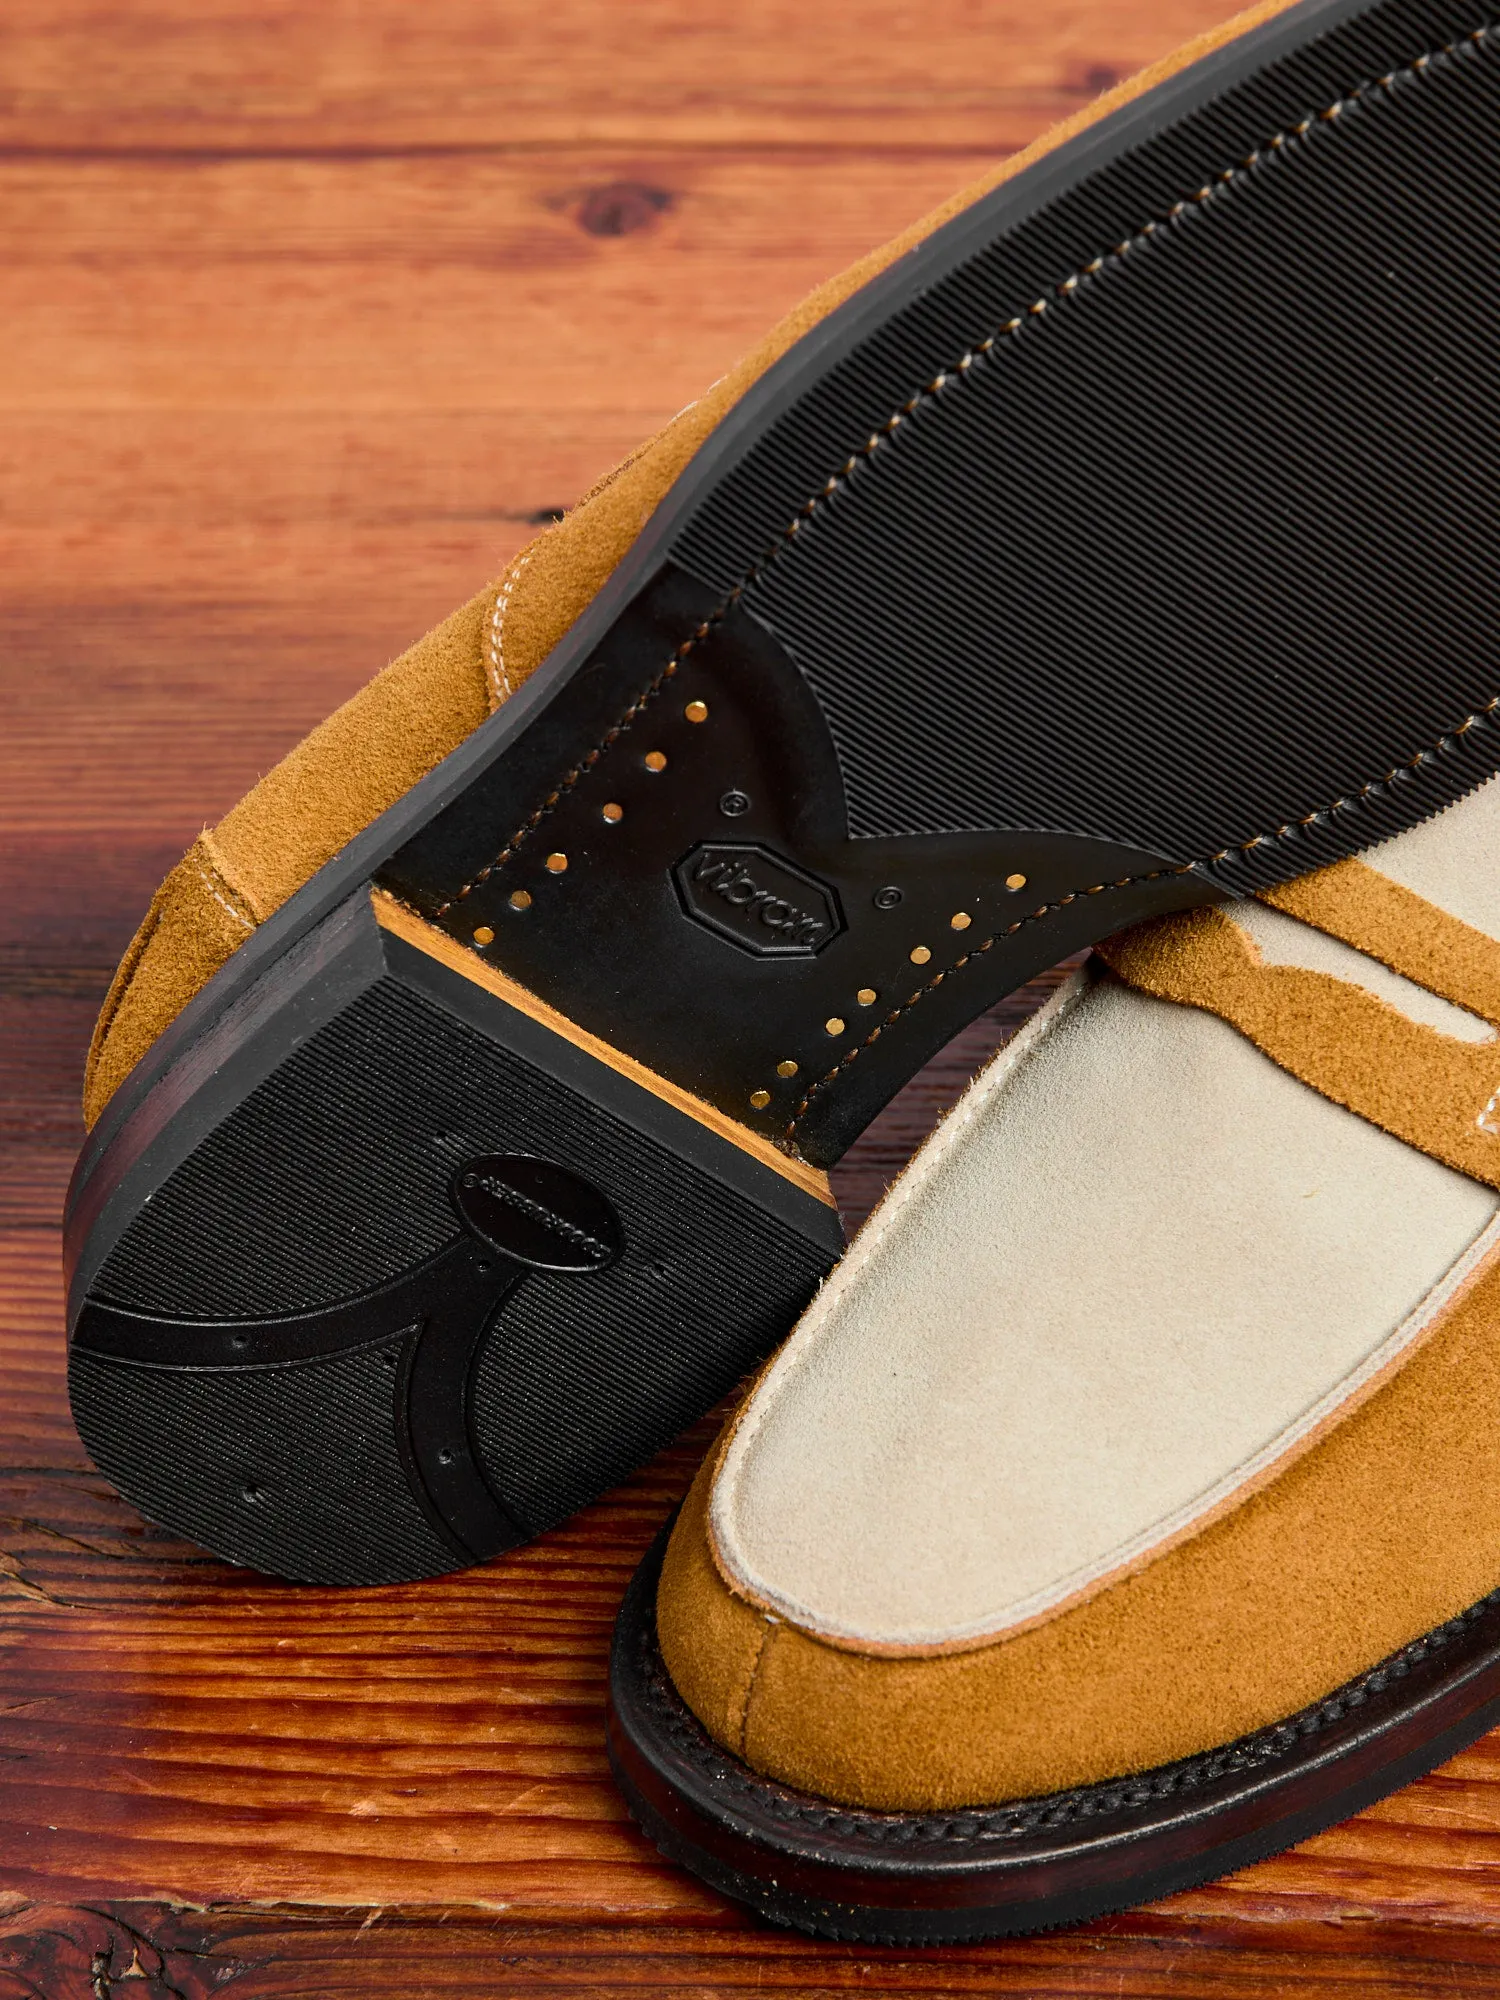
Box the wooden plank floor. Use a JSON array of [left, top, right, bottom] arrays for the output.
[[6, 2, 1500, 1992]]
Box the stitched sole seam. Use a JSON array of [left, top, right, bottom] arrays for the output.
[[436, 28, 1500, 1142], [638, 1583, 1500, 1847]]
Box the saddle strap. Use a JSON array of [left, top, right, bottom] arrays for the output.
[[1097, 858, 1500, 1189]]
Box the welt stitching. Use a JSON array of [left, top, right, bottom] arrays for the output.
[[433, 604, 732, 918], [646, 1588, 1500, 1846], [194, 861, 254, 933], [435, 28, 1500, 1020], [784, 872, 1175, 1142]]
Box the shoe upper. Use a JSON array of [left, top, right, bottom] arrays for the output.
[[657, 777, 1500, 1810]]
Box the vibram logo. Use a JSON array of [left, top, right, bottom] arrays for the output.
[[673, 843, 843, 959]]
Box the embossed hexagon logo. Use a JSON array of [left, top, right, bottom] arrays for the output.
[[673, 843, 844, 959]]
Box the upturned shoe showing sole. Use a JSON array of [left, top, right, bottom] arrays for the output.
[[67, 0, 1500, 1583], [608, 778, 1500, 1942]]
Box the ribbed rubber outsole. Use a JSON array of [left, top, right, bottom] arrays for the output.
[[381, 0, 1500, 1163], [68, 897, 840, 1585], [66, 0, 1500, 1581], [607, 1526, 1500, 1945]]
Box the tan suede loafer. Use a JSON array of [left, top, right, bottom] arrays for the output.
[[67, 0, 1500, 1584], [608, 776, 1500, 1941]]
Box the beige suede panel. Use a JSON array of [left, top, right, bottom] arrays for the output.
[[1098, 904, 1500, 1187], [707, 967, 1497, 1651], [659, 1236, 1500, 1809], [82, 0, 1298, 1125]]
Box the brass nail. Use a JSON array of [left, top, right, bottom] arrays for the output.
[[910, 945, 932, 965], [950, 911, 971, 931], [776, 1059, 799, 1078], [825, 1016, 846, 1036], [645, 750, 668, 772], [856, 987, 877, 1006], [602, 802, 624, 823], [508, 889, 532, 912], [749, 1088, 771, 1109], [684, 700, 709, 723], [473, 926, 495, 946], [1006, 872, 1028, 892], [545, 852, 568, 873]]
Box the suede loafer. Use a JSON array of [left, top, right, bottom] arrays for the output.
[[609, 778, 1500, 1941], [67, 0, 1500, 1583]]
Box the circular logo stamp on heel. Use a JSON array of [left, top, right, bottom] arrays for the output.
[[451, 1155, 622, 1273]]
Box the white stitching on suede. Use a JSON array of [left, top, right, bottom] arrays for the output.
[[195, 863, 254, 931], [486, 550, 534, 708]]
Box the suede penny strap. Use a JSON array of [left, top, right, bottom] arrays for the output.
[[1096, 857, 1500, 1190]]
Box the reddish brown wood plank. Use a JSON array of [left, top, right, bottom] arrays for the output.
[[0, 152, 1010, 413], [0, 146, 987, 856], [0, 1, 1226, 151], [13, 1901, 1500, 1999]]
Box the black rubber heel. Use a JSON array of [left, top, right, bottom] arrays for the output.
[[67, 892, 841, 1585]]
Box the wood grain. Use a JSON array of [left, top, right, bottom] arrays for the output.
[[9, 0, 1500, 1992], [0, 0, 1225, 151]]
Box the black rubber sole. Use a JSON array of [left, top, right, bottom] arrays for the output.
[[65, 0, 1500, 1583], [67, 898, 841, 1583], [607, 1525, 1500, 1945]]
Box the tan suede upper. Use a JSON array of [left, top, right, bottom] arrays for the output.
[[83, 0, 1296, 1128], [658, 1235, 1500, 1811], [656, 815, 1500, 1809]]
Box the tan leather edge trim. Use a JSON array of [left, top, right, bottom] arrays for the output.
[[1261, 856, 1500, 1022], [711, 1212, 1500, 1660], [372, 888, 834, 1207], [1099, 908, 1500, 1188]]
